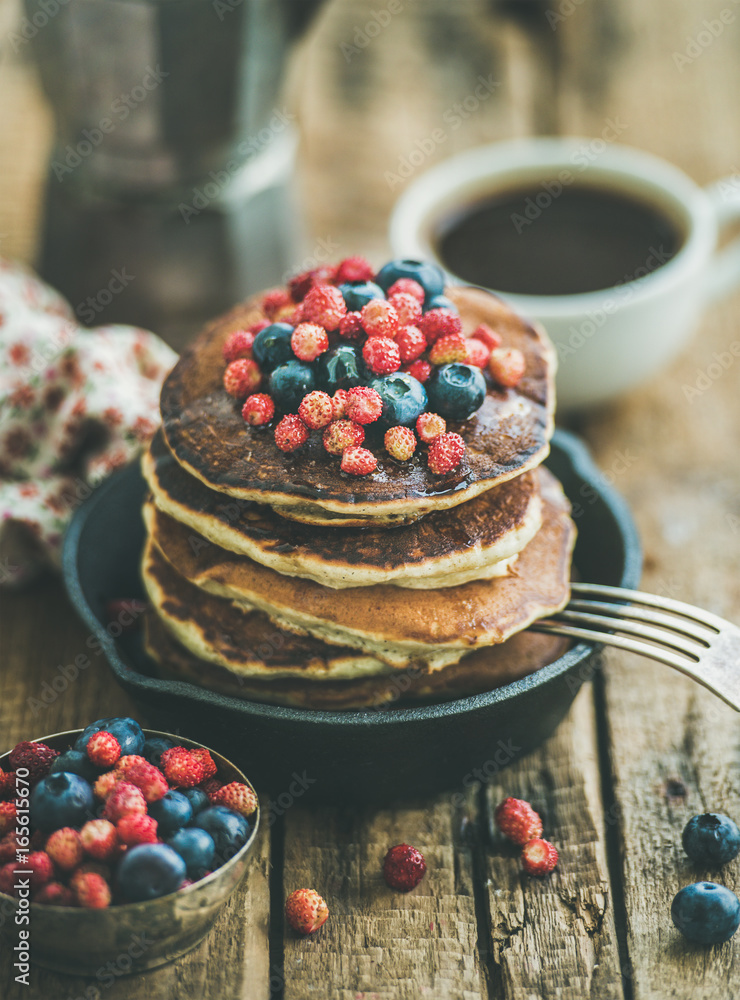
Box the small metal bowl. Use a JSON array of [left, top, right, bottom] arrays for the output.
[[0, 729, 260, 976]]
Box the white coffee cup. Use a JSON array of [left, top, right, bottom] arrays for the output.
[[389, 138, 740, 409]]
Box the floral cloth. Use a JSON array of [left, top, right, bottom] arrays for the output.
[[0, 258, 176, 585]]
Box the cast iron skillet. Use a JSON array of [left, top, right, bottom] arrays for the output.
[[62, 429, 641, 802]]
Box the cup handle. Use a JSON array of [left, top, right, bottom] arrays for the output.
[[703, 176, 740, 305]]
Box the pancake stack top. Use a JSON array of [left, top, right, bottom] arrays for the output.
[[142, 258, 575, 709]]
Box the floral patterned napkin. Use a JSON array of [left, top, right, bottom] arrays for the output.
[[0, 258, 176, 585]]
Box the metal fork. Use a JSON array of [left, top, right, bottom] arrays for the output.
[[532, 582, 740, 711]]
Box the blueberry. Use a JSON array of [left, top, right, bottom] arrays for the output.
[[181, 788, 210, 815], [30, 772, 94, 833], [73, 717, 144, 757], [682, 813, 740, 867], [167, 827, 216, 879], [118, 843, 187, 902], [338, 281, 385, 312], [317, 344, 365, 393], [148, 790, 194, 837], [269, 360, 316, 412], [427, 363, 486, 421], [192, 806, 249, 863], [49, 749, 98, 783], [671, 882, 740, 944], [368, 373, 427, 427], [375, 259, 445, 303], [424, 294, 458, 313], [252, 323, 294, 372], [141, 736, 176, 769]]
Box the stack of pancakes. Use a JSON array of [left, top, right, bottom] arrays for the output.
[[141, 284, 575, 709]]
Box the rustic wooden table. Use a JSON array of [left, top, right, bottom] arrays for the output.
[[2, 1, 740, 997]]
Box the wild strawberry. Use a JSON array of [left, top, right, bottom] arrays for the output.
[[395, 324, 426, 363], [384, 426, 416, 461], [0, 768, 16, 800], [248, 319, 271, 337], [361, 299, 399, 339], [212, 782, 258, 817], [73, 871, 111, 909], [428, 332, 468, 365], [222, 329, 255, 364], [472, 322, 502, 350], [345, 386, 383, 425], [115, 759, 167, 803], [427, 432, 465, 475], [341, 446, 377, 476], [362, 336, 400, 376], [285, 888, 329, 935], [80, 820, 119, 861], [45, 828, 84, 871], [199, 777, 224, 800], [224, 358, 261, 399], [274, 414, 309, 453], [387, 278, 425, 303], [302, 284, 346, 330], [402, 359, 432, 383], [117, 813, 158, 846], [189, 749, 217, 780], [494, 797, 543, 846], [322, 419, 364, 456], [94, 770, 120, 800], [521, 838, 558, 876], [388, 292, 422, 326], [103, 783, 147, 824], [278, 304, 303, 325], [331, 388, 349, 419], [291, 322, 329, 362], [26, 851, 54, 891], [70, 861, 111, 887], [0, 862, 19, 896], [335, 255, 374, 284], [489, 347, 525, 388], [35, 881, 76, 905], [382, 843, 426, 891], [8, 741, 59, 784], [262, 288, 292, 317], [288, 265, 336, 302], [86, 731, 121, 768], [299, 391, 334, 430], [338, 311, 364, 341], [242, 393, 275, 426], [418, 308, 462, 345], [465, 338, 491, 368], [161, 748, 206, 789], [0, 833, 20, 864], [113, 755, 148, 776], [0, 802, 17, 836], [416, 412, 446, 444]]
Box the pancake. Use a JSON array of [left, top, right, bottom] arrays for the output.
[[143, 429, 543, 589], [144, 609, 571, 710], [144, 467, 575, 672], [160, 285, 556, 522]]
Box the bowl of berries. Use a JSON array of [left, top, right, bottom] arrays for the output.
[[0, 717, 260, 976]]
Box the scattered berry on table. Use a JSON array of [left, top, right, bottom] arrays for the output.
[[291, 322, 329, 362], [494, 797, 543, 846], [274, 414, 310, 453], [211, 782, 259, 818], [418, 308, 463, 345], [223, 358, 261, 399], [383, 844, 426, 892], [222, 329, 255, 364], [285, 888, 329, 935], [118, 843, 187, 903], [30, 773, 94, 833], [242, 393, 275, 426], [8, 741, 60, 784], [427, 432, 466, 475], [167, 827, 216, 879], [671, 882, 740, 945], [86, 732, 121, 769], [148, 790, 194, 837], [682, 813, 740, 867], [252, 323, 295, 372], [471, 322, 502, 350], [416, 412, 446, 444], [384, 426, 417, 461], [45, 827, 84, 871], [521, 838, 559, 876], [465, 338, 491, 368], [345, 386, 383, 425], [73, 870, 112, 909], [427, 363, 486, 421], [192, 806, 250, 862], [362, 336, 401, 376], [335, 255, 375, 285], [489, 347, 526, 388], [338, 311, 364, 341], [388, 292, 422, 326], [117, 813, 159, 847], [338, 281, 385, 313], [102, 781, 147, 823], [299, 391, 334, 430], [269, 360, 316, 412], [402, 359, 432, 383], [322, 419, 365, 456], [80, 819, 119, 861], [361, 299, 399, 340], [301, 284, 346, 330], [395, 324, 426, 363], [369, 372, 428, 427], [428, 332, 469, 366], [331, 388, 349, 419], [387, 277, 425, 303], [341, 446, 378, 476]]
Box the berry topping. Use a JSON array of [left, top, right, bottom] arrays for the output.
[[489, 347, 525, 388], [8, 741, 60, 784], [682, 813, 740, 867], [317, 344, 364, 392], [382, 843, 426, 892], [427, 432, 466, 476], [288, 265, 335, 302], [494, 797, 543, 846], [118, 843, 187, 903], [428, 332, 469, 365], [45, 827, 84, 871], [472, 322, 502, 350], [369, 372, 428, 427], [73, 871, 111, 909], [103, 782, 147, 824], [418, 308, 463, 345], [335, 255, 375, 285], [672, 882, 740, 945], [322, 419, 365, 456], [416, 412, 446, 444], [345, 386, 383, 425], [387, 277, 425, 303], [331, 388, 349, 419], [269, 360, 317, 413], [402, 359, 432, 383], [375, 259, 445, 301], [30, 773, 94, 833], [338, 311, 364, 341], [285, 888, 329, 935], [384, 426, 417, 461], [223, 358, 261, 399], [361, 299, 399, 339], [262, 288, 292, 317], [161, 748, 207, 789], [86, 732, 121, 769], [362, 336, 401, 376], [339, 281, 385, 313], [465, 338, 491, 368], [274, 414, 310, 453], [222, 329, 255, 364], [252, 323, 295, 372], [148, 790, 194, 837], [298, 391, 334, 430], [521, 838, 559, 876], [341, 446, 378, 476], [117, 813, 159, 846], [395, 324, 426, 363], [301, 284, 346, 330], [211, 782, 258, 818], [388, 292, 422, 326], [80, 819, 119, 861], [425, 293, 458, 312], [242, 393, 275, 426], [291, 322, 329, 362], [427, 363, 486, 421]]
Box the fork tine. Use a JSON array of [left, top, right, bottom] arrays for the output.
[[558, 606, 710, 654], [569, 582, 725, 633], [567, 599, 715, 646]]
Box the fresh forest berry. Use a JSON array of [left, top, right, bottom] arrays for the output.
[[395, 325, 426, 365], [345, 386, 383, 425], [222, 329, 255, 363], [117, 813, 159, 846], [8, 741, 60, 784], [0, 768, 15, 800], [322, 419, 365, 456], [45, 827, 84, 871], [339, 281, 386, 313], [269, 360, 316, 412], [428, 332, 468, 365], [301, 284, 346, 330], [416, 412, 446, 443], [192, 806, 249, 861], [332, 388, 349, 419], [465, 338, 491, 368], [0, 833, 20, 864], [361, 299, 399, 339], [274, 414, 310, 453], [181, 788, 210, 815], [338, 311, 364, 341], [75, 718, 145, 758], [242, 393, 275, 426], [30, 773, 94, 833], [74, 871, 112, 909], [341, 446, 377, 476], [299, 391, 334, 430], [86, 731, 121, 768], [384, 426, 416, 461], [103, 782, 147, 824], [0, 802, 16, 836], [387, 277, 425, 303], [274, 303, 302, 325], [375, 259, 445, 300], [388, 292, 422, 326], [148, 791, 194, 837], [35, 881, 76, 906], [317, 343, 364, 393], [199, 777, 224, 800], [94, 770, 120, 801], [362, 336, 401, 376], [285, 888, 329, 935], [262, 288, 292, 317], [80, 819, 119, 861], [248, 319, 272, 337], [291, 322, 329, 362], [335, 255, 374, 284], [494, 797, 543, 846], [427, 363, 486, 421], [489, 347, 525, 388], [115, 759, 168, 804], [161, 748, 207, 789], [672, 882, 740, 945], [167, 827, 216, 880], [26, 851, 54, 890], [0, 862, 18, 896], [223, 358, 261, 399], [370, 372, 428, 427], [288, 266, 331, 302], [682, 814, 740, 867], [211, 782, 258, 818], [382, 844, 426, 892], [521, 839, 559, 876], [252, 323, 294, 372], [402, 359, 432, 383], [189, 749, 217, 781], [418, 308, 462, 345], [471, 322, 502, 350], [427, 432, 466, 475]]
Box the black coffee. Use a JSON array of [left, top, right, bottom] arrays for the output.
[[435, 183, 683, 296]]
